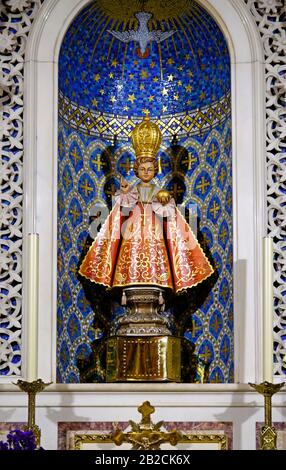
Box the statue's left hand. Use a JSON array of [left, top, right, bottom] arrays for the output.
[[156, 189, 171, 206]]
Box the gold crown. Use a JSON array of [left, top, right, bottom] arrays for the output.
[[131, 117, 162, 160]]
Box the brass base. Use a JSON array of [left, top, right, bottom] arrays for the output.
[[106, 335, 181, 382]]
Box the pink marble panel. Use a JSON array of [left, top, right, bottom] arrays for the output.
[[58, 421, 233, 450]]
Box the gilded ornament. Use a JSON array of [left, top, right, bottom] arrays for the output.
[[249, 381, 285, 450]]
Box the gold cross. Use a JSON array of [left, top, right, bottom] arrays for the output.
[[225, 134, 231, 148], [219, 227, 228, 244], [91, 154, 105, 172], [210, 316, 222, 333], [200, 345, 212, 362], [70, 206, 80, 223], [105, 184, 117, 197], [62, 289, 71, 303], [80, 179, 93, 197], [221, 341, 229, 358], [171, 183, 184, 199], [57, 255, 63, 272], [210, 371, 221, 383], [119, 158, 132, 173], [196, 176, 210, 194], [192, 319, 202, 336], [220, 284, 229, 301], [181, 154, 197, 170], [63, 173, 71, 187], [218, 167, 226, 185], [59, 140, 65, 154], [70, 263, 78, 276], [207, 143, 219, 161], [138, 401, 155, 425], [80, 296, 90, 311], [210, 201, 220, 218], [70, 148, 81, 165], [62, 234, 71, 246], [158, 158, 169, 174]]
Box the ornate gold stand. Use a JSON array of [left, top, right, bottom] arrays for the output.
[[111, 401, 182, 450], [15, 379, 51, 447], [106, 335, 181, 382], [249, 381, 285, 450], [107, 286, 181, 382]]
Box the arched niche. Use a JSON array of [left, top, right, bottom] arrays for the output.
[[23, 0, 265, 387]]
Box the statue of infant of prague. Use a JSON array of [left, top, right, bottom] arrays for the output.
[[79, 117, 213, 382]]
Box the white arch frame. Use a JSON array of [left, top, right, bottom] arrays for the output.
[[23, 0, 265, 387]]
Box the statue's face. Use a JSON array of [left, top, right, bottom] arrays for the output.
[[138, 161, 155, 183]]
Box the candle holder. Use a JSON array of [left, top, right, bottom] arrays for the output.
[[15, 379, 52, 447], [249, 381, 285, 450]]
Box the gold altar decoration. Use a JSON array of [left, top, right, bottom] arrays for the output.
[[106, 335, 181, 382], [111, 401, 182, 450], [74, 430, 228, 450], [73, 401, 227, 450], [15, 379, 52, 447], [249, 381, 285, 450]]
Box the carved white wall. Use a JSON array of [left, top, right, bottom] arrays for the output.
[[0, 0, 284, 382], [244, 0, 286, 378], [0, 0, 44, 377]]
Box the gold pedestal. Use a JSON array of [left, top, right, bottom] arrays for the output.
[[106, 336, 181, 382]]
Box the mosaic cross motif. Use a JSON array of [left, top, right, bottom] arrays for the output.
[[57, 0, 233, 383]]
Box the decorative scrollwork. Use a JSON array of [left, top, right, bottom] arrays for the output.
[[244, 1, 286, 377], [0, 0, 44, 377]]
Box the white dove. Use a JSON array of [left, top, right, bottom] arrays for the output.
[[108, 11, 177, 58]]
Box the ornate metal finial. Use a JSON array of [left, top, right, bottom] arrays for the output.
[[111, 401, 181, 450], [131, 117, 162, 161], [138, 401, 155, 426], [14, 379, 52, 448], [249, 381, 285, 450]]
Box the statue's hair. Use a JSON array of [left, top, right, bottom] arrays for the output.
[[134, 157, 159, 177]]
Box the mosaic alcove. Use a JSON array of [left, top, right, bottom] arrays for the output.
[[57, 0, 233, 383]]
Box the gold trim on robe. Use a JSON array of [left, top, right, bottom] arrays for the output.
[[79, 187, 214, 292]]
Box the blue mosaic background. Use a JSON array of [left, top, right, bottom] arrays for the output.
[[57, 0, 233, 383]]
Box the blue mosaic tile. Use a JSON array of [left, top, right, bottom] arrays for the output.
[[78, 172, 96, 203], [218, 220, 229, 250], [59, 1, 230, 119], [68, 197, 83, 228], [206, 139, 220, 168], [193, 170, 212, 201], [59, 340, 70, 371], [67, 313, 82, 342], [216, 162, 228, 191], [209, 366, 224, 383], [209, 309, 224, 340], [207, 195, 222, 224], [220, 334, 231, 366], [218, 277, 230, 309], [57, 0, 234, 383], [198, 339, 215, 365], [61, 281, 73, 309]]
